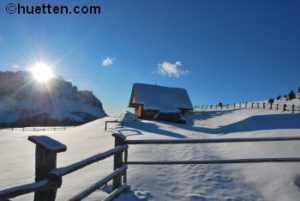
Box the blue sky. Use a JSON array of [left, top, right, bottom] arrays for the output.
[[0, 0, 300, 116]]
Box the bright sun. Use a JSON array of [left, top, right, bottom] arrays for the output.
[[30, 63, 54, 83]]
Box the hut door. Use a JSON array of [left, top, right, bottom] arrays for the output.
[[135, 105, 143, 118]]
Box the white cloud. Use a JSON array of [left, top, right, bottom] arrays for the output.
[[157, 61, 189, 77], [102, 57, 115, 67]]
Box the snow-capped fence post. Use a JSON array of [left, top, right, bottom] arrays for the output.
[[257, 103, 259, 109], [28, 136, 67, 201], [276, 104, 279, 110], [292, 105, 295, 113], [270, 103, 273, 110], [233, 103, 235, 109], [251, 102, 254, 108], [245, 102, 247, 108], [283, 104, 287, 112], [263, 103, 265, 109], [112, 133, 126, 190], [239, 103, 241, 109]]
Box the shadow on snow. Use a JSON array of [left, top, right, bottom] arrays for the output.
[[123, 113, 300, 138]]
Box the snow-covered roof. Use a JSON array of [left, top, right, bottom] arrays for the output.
[[129, 83, 193, 113]]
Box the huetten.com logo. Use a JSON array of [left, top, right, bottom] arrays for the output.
[[5, 3, 101, 15]]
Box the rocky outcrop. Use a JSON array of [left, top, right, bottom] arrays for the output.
[[0, 71, 106, 127]]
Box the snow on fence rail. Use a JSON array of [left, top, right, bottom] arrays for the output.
[[0, 134, 129, 201], [195, 102, 300, 113]]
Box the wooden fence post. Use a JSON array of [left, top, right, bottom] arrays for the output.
[[28, 136, 67, 201], [239, 103, 241, 109], [257, 103, 259, 109], [263, 103, 265, 109], [234, 103, 235, 109], [276, 104, 279, 110], [270, 103, 273, 110], [251, 103, 254, 108], [245, 102, 247, 109], [283, 104, 287, 112], [112, 133, 126, 190], [292, 104, 295, 114]]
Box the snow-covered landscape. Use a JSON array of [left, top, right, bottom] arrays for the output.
[[1, 104, 300, 201], [2, 1, 300, 200]]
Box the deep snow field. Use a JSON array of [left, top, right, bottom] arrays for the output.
[[1, 108, 300, 201]]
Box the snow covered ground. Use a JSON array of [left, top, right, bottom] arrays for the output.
[[1, 108, 300, 201]]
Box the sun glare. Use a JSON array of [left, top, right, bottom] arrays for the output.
[[29, 63, 54, 83]]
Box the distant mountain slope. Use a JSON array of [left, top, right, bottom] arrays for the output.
[[0, 71, 106, 127]]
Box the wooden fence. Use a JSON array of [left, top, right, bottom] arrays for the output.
[[0, 134, 129, 201], [117, 134, 300, 165], [0, 127, 68, 132], [195, 102, 300, 113], [104, 121, 124, 131], [2, 133, 300, 200]]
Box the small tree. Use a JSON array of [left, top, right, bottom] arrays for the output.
[[218, 102, 223, 109], [276, 95, 281, 100], [268, 98, 274, 104], [288, 90, 296, 100]]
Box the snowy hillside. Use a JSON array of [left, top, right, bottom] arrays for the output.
[[265, 94, 300, 106], [0, 71, 106, 127], [0, 108, 300, 200]]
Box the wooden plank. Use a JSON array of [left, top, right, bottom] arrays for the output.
[[126, 158, 300, 165], [125, 136, 300, 144], [102, 184, 130, 201], [28, 136, 67, 152], [0, 179, 54, 199], [69, 165, 127, 201], [50, 145, 128, 178], [123, 148, 128, 183], [112, 134, 125, 190], [34, 146, 59, 201]]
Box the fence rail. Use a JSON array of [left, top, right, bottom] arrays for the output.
[[127, 158, 300, 165], [0, 135, 129, 201], [125, 136, 300, 144], [49, 145, 128, 178]]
